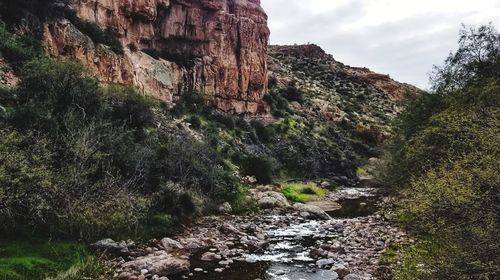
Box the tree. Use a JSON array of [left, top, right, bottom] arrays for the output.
[[431, 23, 500, 93]]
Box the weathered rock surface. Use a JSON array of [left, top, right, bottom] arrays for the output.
[[252, 191, 290, 209], [121, 251, 189, 276], [159, 237, 184, 252], [294, 203, 331, 220], [217, 202, 233, 214], [91, 238, 134, 257], [43, 0, 270, 114]]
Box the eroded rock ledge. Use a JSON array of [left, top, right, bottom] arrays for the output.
[[43, 0, 270, 114]]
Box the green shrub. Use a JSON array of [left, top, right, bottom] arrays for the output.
[[383, 24, 500, 279], [251, 120, 274, 143], [0, 21, 42, 70], [187, 115, 202, 129], [0, 57, 238, 240], [240, 155, 275, 184], [104, 85, 155, 131], [11, 58, 102, 132], [211, 113, 236, 130], [153, 133, 237, 201], [281, 81, 304, 104], [280, 182, 327, 203], [127, 43, 138, 52], [264, 91, 289, 117], [172, 91, 209, 116], [268, 75, 278, 89], [179, 193, 197, 216]]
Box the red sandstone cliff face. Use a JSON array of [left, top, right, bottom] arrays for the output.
[[43, 0, 270, 114]]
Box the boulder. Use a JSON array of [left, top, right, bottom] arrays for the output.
[[219, 223, 245, 236], [91, 239, 133, 257], [255, 191, 290, 209], [121, 251, 189, 276], [294, 203, 331, 220], [217, 202, 233, 214], [200, 252, 222, 261], [159, 237, 183, 252]]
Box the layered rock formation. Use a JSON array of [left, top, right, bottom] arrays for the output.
[[43, 0, 270, 114]]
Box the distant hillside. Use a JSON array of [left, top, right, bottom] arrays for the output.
[[268, 44, 422, 138]]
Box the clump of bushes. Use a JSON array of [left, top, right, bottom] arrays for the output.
[[0, 56, 237, 240], [0, 21, 42, 70], [240, 155, 276, 184], [264, 91, 290, 117], [384, 24, 500, 279], [281, 81, 304, 104], [172, 90, 209, 116]]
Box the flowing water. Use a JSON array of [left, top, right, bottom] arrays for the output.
[[170, 193, 385, 280]]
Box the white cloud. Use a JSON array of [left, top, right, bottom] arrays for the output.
[[262, 0, 500, 88]]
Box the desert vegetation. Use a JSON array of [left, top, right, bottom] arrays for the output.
[[383, 24, 499, 279]]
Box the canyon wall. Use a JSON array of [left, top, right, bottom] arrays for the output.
[[43, 0, 270, 114]]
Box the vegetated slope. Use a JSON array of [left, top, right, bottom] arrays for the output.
[[268, 44, 420, 132], [382, 24, 499, 279], [264, 44, 421, 182], [0, 2, 424, 241]]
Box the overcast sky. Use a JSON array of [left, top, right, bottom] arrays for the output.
[[261, 0, 500, 89]]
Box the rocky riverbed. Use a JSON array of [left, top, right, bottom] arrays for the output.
[[95, 187, 406, 280]]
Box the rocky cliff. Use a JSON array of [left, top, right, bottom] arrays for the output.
[[43, 0, 270, 114]]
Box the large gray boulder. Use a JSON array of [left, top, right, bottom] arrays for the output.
[[217, 202, 233, 214], [294, 203, 331, 220], [255, 191, 290, 209], [159, 237, 183, 252], [91, 239, 134, 257]]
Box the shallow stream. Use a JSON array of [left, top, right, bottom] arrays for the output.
[[171, 194, 384, 280]]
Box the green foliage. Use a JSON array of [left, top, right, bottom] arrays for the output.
[[154, 134, 237, 201], [251, 120, 274, 143], [281, 182, 327, 203], [46, 256, 111, 280], [264, 91, 290, 117], [231, 184, 258, 214], [64, 10, 124, 54], [0, 57, 238, 240], [141, 48, 161, 59], [271, 122, 358, 180], [381, 241, 439, 280], [172, 91, 209, 116], [384, 24, 500, 279], [0, 240, 107, 280], [187, 115, 202, 129], [240, 155, 275, 184], [11, 58, 102, 132], [355, 167, 367, 176], [268, 75, 278, 89], [103, 85, 156, 131], [0, 21, 42, 70], [127, 43, 138, 52], [281, 81, 304, 104], [431, 23, 500, 93]]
